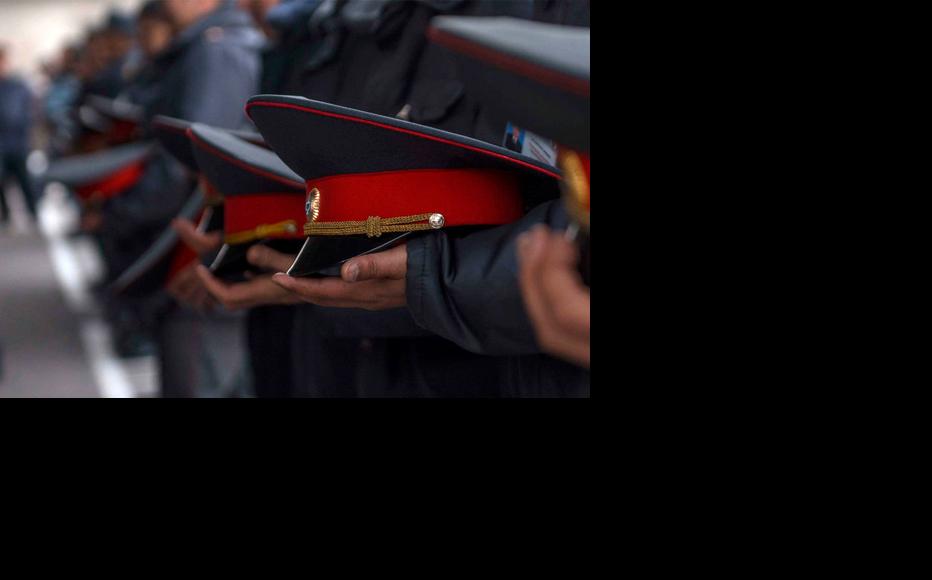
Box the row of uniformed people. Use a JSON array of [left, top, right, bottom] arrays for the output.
[[41, 0, 590, 397]]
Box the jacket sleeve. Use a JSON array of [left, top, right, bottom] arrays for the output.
[[180, 39, 261, 129], [405, 200, 570, 356]]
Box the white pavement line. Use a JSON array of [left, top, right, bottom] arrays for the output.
[[46, 234, 93, 313], [80, 320, 135, 399], [43, 223, 137, 398]]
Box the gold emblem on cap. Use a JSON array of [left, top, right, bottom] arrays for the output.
[[558, 150, 589, 233], [305, 187, 321, 223]]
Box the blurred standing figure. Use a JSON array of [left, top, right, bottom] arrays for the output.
[[120, 0, 177, 108], [136, 1, 177, 58], [43, 45, 82, 157], [0, 44, 38, 225], [82, 12, 137, 100]]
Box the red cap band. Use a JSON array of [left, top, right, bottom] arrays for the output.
[[224, 192, 306, 238], [309, 168, 524, 227]]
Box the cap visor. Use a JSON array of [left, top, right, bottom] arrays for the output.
[[287, 232, 413, 278], [42, 141, 154, 188], [210, 238, 306, 281]]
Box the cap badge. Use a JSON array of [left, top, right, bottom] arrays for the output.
[[305, 187, 321, 223]]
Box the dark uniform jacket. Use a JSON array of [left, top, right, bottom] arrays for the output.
[[400, 0, 591, 395], [284, 0, 588, 397], [406, 201, 590, 396]]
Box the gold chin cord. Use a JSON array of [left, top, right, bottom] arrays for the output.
[[224, 220, 298, 245], [302, 186, 445, 237], [303, 213, 445, 237]]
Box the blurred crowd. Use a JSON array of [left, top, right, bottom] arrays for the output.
[[1, 0, 590, 398]]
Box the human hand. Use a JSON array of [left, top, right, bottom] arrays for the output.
[[171, 217, 222, 256], [194, 244, 301, 310], [271, 243, 408, 311], [167, 262, 215, 312], [517, 225, 590, 368]]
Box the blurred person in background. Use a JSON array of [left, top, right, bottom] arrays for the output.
[[136, 0, 177, 59], [82, 11, 137, 100], [239, 0, 282, 39], [120, 0, 177, 108], [43, 44, 82, 157], [0, 43, 38, 226], [74, 29, 111, 91]]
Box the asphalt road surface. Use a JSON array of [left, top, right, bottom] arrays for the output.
[[0, 183, 156, 398]]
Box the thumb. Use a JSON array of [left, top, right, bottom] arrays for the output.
[[542, 229, 581, 270], [341, 244, 407, 282]]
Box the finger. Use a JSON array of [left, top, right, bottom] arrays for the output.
[[517, 224, 550, 260], [170, 218, 198, 241], [342, 244, 407, 282], [272, 273, 371, 307], [202, 231, 223, 251], [196, 265, 236, 306], [172, 218, 222, 254], [172, 267, 199, 300], [226, 277, 296, 309], [178, 274, 203, 306], [537, 233, 589, 339], [518, 230, 589, 367], [517, 228, 562, 343], [540, 328, 590, 368], [200, 266, 302, 309], [247, 244, 296, 272]]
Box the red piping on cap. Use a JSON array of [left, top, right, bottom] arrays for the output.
[[427, 26, 589, 98], [308, 168, 523, 226], [244, 100, 561, 180], [187, 128, 303, 190]]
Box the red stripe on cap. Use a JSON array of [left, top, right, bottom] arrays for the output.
[[75, 159, 147, 201], [225, 192, 306, 238], [245, 101, 561, 180], [310, 168, 523, 226], [427, 27, 589, 97], [187, 128, 303, 190]]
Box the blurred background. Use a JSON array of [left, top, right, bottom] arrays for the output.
[[2, 0, 149, 397], [1, 0, 145, 85]]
